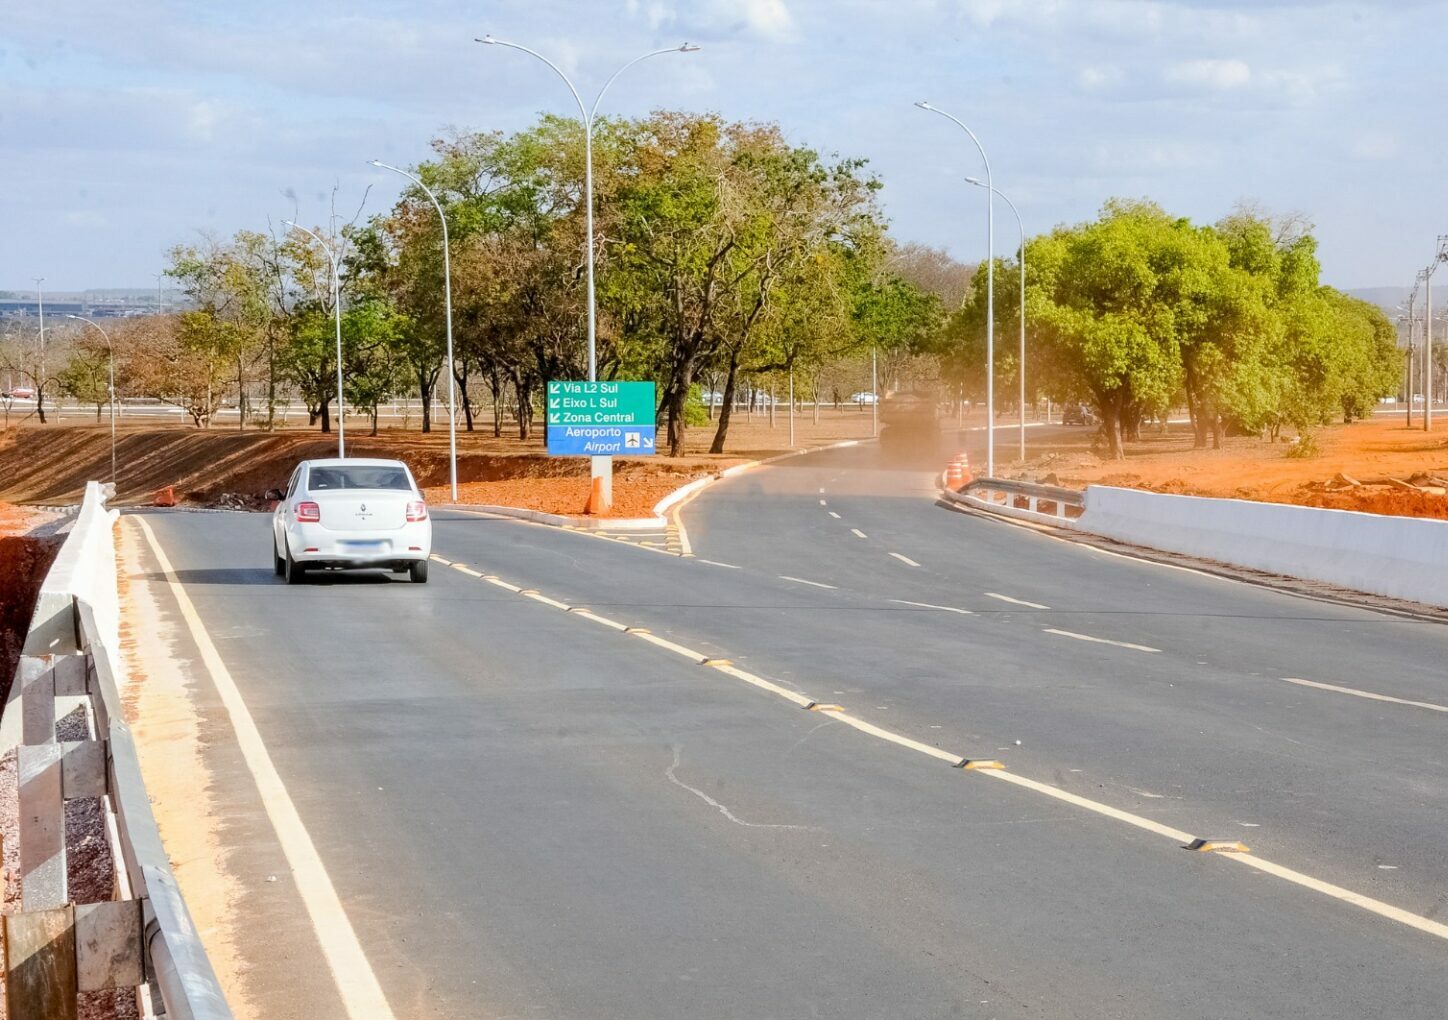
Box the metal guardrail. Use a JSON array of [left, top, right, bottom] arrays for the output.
[[5, 485, 231, 1019], [942, 476, 1086, 527]]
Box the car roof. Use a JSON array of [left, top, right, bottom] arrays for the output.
[[301, 458, 411, 469]]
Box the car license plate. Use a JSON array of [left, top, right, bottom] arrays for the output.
[[341, 540, 384, 550]]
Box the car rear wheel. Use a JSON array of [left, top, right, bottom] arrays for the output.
[[408, 560, 429, 584], [284, 545, 308, 585], [273, 540, 285, 577]]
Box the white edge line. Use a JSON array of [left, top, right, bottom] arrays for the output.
[[132, 516, 397, 1020], [698, 559, 741, 569], [1282, 677, 1448, 713], [1042, 628, 1160, 653]]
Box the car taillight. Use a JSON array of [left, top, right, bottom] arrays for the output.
[[295, 501, 321, 523], [406, 501, 428, 522]]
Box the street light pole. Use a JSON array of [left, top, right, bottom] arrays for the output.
[[65, 314, 116, 485], [915, 102, 994, 477], [283, 221, 346, 457], [479, 35, 699, 511], [33, 277, 46, 423], [370, 160, 459, 503], [966, 177, 1025, 462]]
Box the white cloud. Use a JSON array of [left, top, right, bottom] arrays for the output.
[[1166, 58, 1252, 90], [625, 0, 795, 40], [737, 0, 794, 38], [1078, 64, 1124, 91], [1350, 131, 1400, 161]]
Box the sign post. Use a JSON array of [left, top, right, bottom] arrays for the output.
[[546, 381, 657, 513]]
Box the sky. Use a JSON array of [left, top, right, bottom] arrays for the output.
[[2, 0, 1445, 292]]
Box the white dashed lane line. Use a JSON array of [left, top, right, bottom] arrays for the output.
[[984, 592, 1051, 610], [1282, 677, 1448, 714], [1042, 628, 1160, 653], [851, 528, 868, 539], [889, 599, 972, 615], [889, 552, 921, 567], [779, 575, 838, 590], [698, 559, 742, 569], [828, 512, 841, 519]]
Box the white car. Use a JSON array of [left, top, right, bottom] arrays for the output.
[[268, 458, 431, 584]]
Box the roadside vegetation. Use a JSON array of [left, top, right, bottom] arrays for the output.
[[0, 117, 1406, 460]]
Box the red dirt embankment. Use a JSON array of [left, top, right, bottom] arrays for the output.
[[0, 503, 63, 702], [1015, 416, 1448, 520], [0, 426, 718, 516]]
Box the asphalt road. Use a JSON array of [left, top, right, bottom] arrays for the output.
[[124, 432, 1448, 1019]]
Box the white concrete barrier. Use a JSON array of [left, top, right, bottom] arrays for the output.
[[1077, 485, 1448, 608], [22, 481, 119, 658]]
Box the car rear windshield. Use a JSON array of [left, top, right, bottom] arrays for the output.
[[307, 466, 413, 491]]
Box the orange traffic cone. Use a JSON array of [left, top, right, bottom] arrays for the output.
[[153, 485, 178, 507]]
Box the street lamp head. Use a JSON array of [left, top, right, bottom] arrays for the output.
[[477, 34, 497, 44], [914, 100, 932, 110], [367, 159, 382, 167], [965, 176, 982, 186], [678, 43, 701, 52]]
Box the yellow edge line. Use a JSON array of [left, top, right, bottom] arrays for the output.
[[630, 631, 708, 662], [709, 662, 815, 708], [1223, 853, 1448, 941], [818, 710, 966, 766]]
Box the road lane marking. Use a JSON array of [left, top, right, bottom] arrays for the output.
[[631, 631, 710, 662], [523, 591, 571, 611], [1282, 677, 1448, 714], [851, 528, 868, 539], [984, 592, 1050, 610], [1222, 852, 1448, 942], [828, 512, 841, 519], [450, 563, 482, 577], [816, 709, 966, 766], [779, 576, 837, 590], [890, 599, 972, 615], [133, 517, 397, 1020], [698, 559, 741, 569], [820, 499, 828, 506], [429, 555, 452, 565], [889, 552, 921, 567], [1042, 628, 1160, 653], [708, 662, 816, 708], [571, 610, 630, 631], [484, 576, 522, 592]]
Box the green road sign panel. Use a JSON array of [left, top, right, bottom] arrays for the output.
[[546, 381, 657, 456]]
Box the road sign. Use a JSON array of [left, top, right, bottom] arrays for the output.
[[546, 381, 656, 456]]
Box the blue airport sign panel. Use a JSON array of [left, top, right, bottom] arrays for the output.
[[546, 380, 657, 456]]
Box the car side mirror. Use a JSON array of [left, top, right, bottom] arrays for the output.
[[264, 488, 284, 502]]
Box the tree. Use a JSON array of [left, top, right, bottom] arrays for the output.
[[57, 344, 112, 421]]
